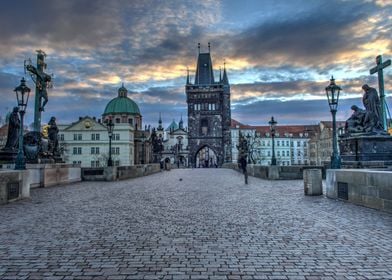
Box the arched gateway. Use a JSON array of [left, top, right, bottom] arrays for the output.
[[195, 146, 217, 168]]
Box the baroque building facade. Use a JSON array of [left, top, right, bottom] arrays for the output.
[[231, 119, 347, 166], [158, 116, 189, 167], [59, 84, 152, 167], [186, 46, 232, 167]]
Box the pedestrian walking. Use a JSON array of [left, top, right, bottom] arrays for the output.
[[239, 155, 248, 184]]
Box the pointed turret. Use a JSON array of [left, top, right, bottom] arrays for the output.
[[158, 112, 163, 131], [194, 44, 215, 85], [186, 67, 190, 85], [222, 63, 229, 85], [179, 114, 184, 130]]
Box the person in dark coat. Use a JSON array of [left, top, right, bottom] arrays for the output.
[[239, 155, 248, 184]]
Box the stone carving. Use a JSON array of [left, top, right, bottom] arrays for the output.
[[362, 84, 382, 127], [3, 107, 20, 151], [344, 85, 386, 136], [48, 117, 59, 155]]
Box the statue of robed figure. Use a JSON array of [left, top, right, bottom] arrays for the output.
[[2, 107, 20, 151]]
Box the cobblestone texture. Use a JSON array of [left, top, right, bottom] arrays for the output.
[[0, 169, 392, 280]]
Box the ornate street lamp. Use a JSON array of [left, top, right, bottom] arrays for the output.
[[106, 119, 114, 167], [268, 116, 277, 166], [325, 76, 341, 169], [14, 78, 31, 170], [141, 133, 146, 164]]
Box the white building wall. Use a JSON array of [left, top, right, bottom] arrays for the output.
[[59, 118, 135, 168]]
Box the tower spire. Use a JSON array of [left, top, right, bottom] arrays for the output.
[[198, 43, 200, 54], [179, 113, 184, 130], [219, 66, 222, 82], [208, 42, 211, 53], [186, 67, 190, 84], [222, 60, 229, 85]]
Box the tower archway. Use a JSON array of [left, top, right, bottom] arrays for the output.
[[195, 146, 217, 168]]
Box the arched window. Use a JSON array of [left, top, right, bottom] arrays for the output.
[[201, 119, 208, 136]]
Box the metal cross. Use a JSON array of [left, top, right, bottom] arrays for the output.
[[370, 55, 391, 130], [25, 50, 53, 132]]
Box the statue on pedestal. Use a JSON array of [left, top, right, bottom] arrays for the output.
[[2, 107, 20, 151], [344, 85, 386, 136], [48, 117, 59, 156]]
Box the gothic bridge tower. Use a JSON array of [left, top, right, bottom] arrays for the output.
[[186, 43, 232, 167]]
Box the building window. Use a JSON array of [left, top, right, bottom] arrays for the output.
[[297, 141, 300, 147], [73, 134, 77, 140], [112, 147, 120, 155], [91, 133, 100, 141], [115, 118, 120, 123], [114, 134, 120, 141], [91, 147, 100, 154], [91, 161, 100, 167], [128, 118, 133, 125], [277, 140, 280, 146], [267, 151, 271, 156], [115, 160, 120, 166], [73, 147, 82, 155], [277, 151, 280, 156]]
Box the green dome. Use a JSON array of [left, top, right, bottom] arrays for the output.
[[103, 84, 141, 116]]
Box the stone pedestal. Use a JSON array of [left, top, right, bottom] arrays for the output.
[[339, 135, 392, 164], [303, 169, 322, 196], [267, 166, 279, 180]]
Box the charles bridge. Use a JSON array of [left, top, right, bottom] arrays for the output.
[[0, 168, 391, 280]]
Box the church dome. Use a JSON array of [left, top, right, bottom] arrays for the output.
[[166, 120, 178, 131], [103, 84, 140, 116]]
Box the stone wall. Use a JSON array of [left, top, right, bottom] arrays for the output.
[[82, 164, 160, 181], [222, 163, 325, 180], [26, 164, 81, 188], [326, 169, 392, 213], [0, 170, 29, 205]]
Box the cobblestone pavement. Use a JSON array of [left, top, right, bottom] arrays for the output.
[[1, 169, 392, 280]]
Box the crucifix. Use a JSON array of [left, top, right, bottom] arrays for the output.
[[25, 50, 53, 132], [370, 55, 391, 130]]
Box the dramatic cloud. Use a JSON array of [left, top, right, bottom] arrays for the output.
[[0, 0, 390, 128]]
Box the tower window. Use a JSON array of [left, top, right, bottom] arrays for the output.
[[201, 119, 208, 136]]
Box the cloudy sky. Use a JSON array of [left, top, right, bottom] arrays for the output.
[[0, 0, 391, 128]]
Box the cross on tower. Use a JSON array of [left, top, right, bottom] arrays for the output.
[[370, 55, 391, 130], [25, 50, 52, 132]]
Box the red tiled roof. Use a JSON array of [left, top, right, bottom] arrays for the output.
[[0, 124, 8, 136], [231, 119, 320, 137]]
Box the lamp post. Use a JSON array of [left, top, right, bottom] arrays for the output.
[[14, 78, 31, 170], [325, 76, 341, 169], [246, 133, 252, 164], [106, 119, 114, 167], [141, 133, 145, 164], [269, 116, 277, 166]]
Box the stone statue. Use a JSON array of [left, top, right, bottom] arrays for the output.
[[48, 116, 59, 155], [362, 84, 382, 128], [346, 105, 366, 133], [344, 84, 386, 136], [3, 107, 20, 151]]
